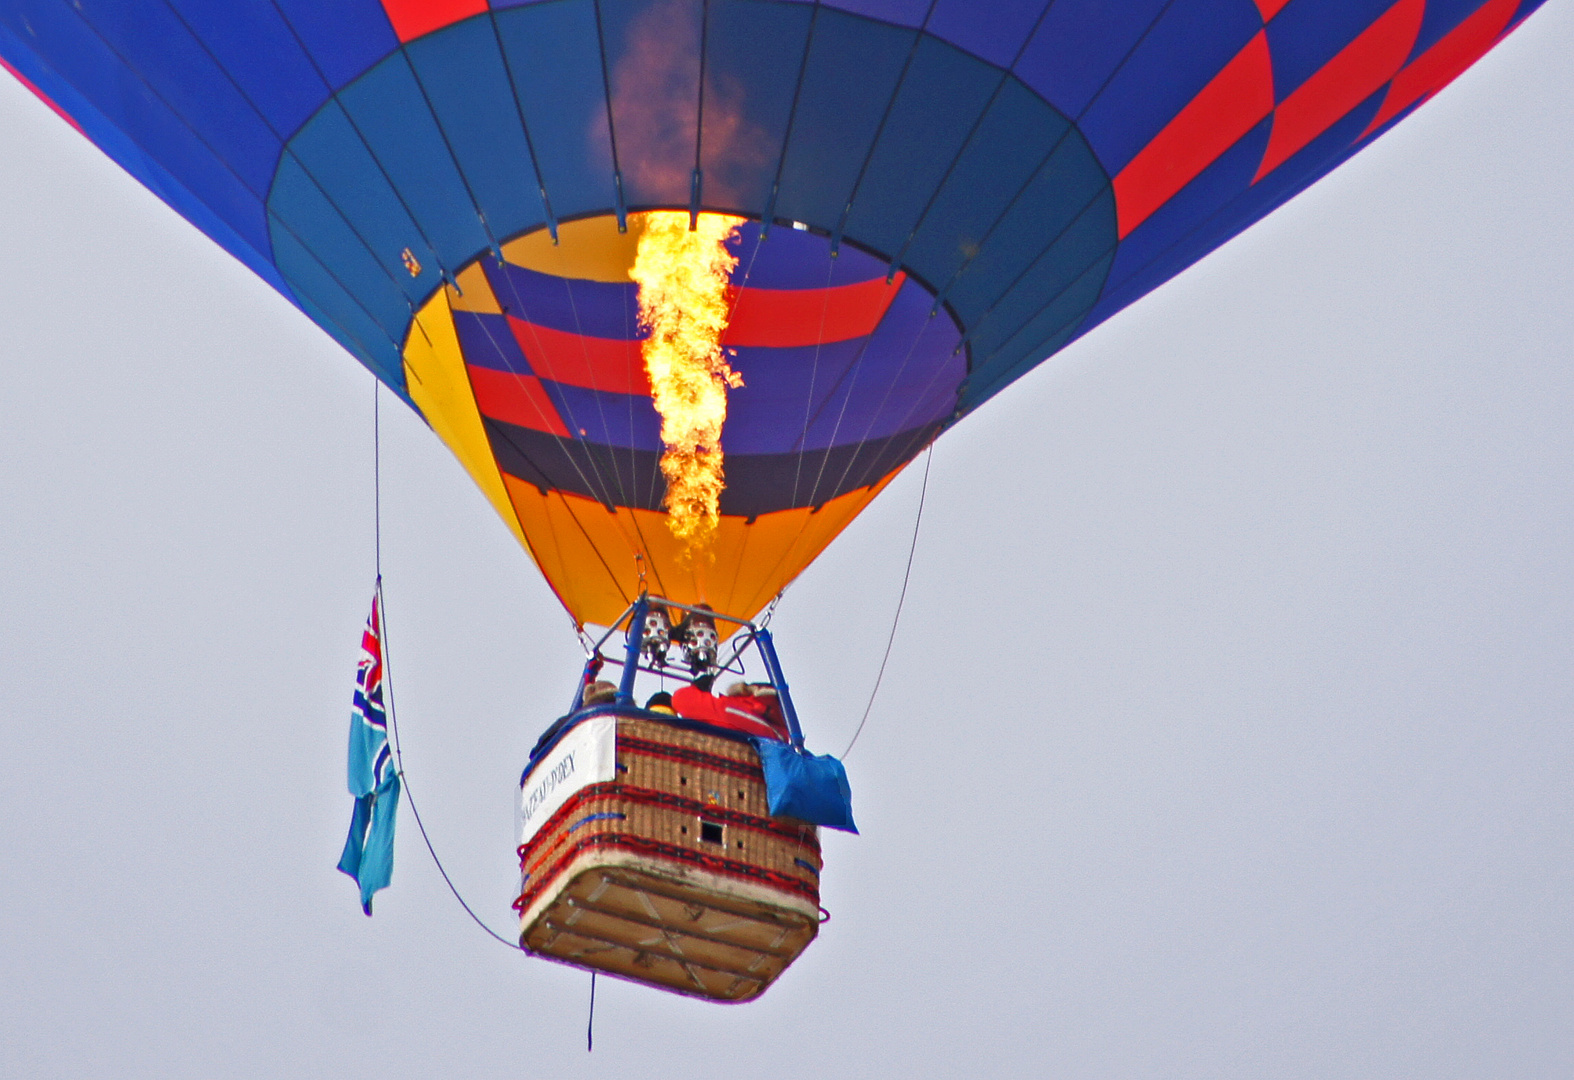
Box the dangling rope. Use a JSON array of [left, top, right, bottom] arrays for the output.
[[373, 381, 523, 952], [587, 972, 597, 1052], [841, 444, 933, 759]]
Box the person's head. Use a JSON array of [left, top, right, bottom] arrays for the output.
[[644, 691, 674, 715], [723, 681, 751, 697], [581, 680, 617, 707]]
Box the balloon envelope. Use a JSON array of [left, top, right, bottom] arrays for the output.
[[0, 0, 1542, 625]]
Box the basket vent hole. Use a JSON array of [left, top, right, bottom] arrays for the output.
[[680, 776, 687, 785], [699, 821, 724, 845], [736, 840, 744, 850]]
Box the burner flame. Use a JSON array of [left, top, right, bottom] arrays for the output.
[[630, 211, 746, 554]]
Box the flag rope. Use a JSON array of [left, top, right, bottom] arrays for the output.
[[373, 381, 523, 952]]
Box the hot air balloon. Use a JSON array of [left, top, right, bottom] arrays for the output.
[[1, 0, 1544, 1001]]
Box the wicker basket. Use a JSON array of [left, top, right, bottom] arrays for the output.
[[515, 713, 822, 1002]]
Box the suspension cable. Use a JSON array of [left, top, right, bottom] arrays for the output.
[[841, 444, 932, 759]]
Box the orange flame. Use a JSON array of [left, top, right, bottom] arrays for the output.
[[630, 211, 746, 553]]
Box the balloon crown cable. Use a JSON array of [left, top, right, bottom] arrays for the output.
[[515, 595, 853, 1002]]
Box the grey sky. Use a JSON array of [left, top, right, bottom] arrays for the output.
[[2, 6, 1571, 1077]]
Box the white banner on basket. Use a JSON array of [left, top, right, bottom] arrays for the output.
[[519, 716, 617, 846]]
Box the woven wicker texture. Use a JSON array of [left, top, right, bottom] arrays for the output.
[[518, 717, 820, 901], [515, 715, 823, 1001]]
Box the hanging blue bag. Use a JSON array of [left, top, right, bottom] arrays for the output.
[[753, 740, 858, 833]]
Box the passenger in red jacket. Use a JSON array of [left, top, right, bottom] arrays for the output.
[[671, 676, 789, 741]]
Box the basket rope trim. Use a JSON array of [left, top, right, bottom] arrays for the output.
[[514, 831, 820, 912], [519, 785, 822, 865]]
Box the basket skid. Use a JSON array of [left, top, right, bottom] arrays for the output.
[[521, 854, 818, 1002]]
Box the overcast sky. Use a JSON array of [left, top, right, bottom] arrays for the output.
[[3, 6, 1572, 1078]]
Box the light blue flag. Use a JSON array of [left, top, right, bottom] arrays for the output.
[[337, 751, 400, 915], [336, 592, 399, 914]]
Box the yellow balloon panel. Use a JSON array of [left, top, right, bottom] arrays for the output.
[[501, 214, 645, 284], [402, 291, 528, 554]]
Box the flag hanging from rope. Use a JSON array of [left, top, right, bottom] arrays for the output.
[[337, 588, 400, 915]]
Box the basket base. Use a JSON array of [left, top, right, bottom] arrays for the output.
[[520, 847, 819, 1003]]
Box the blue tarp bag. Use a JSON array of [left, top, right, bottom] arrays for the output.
[[753, 740, 858, 833]]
